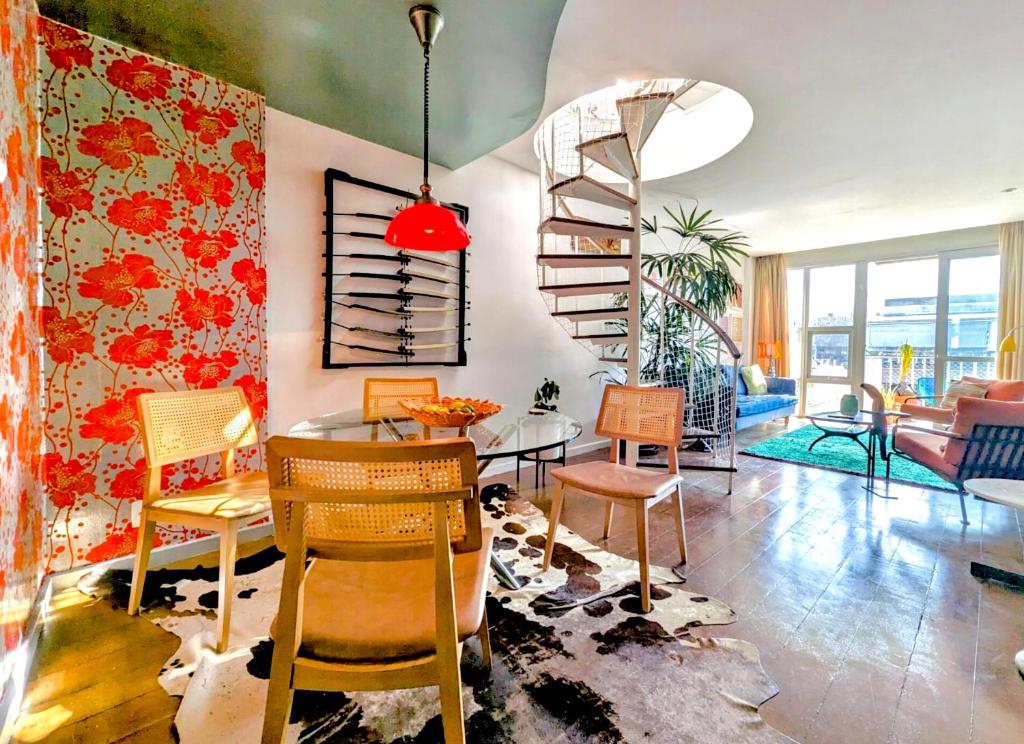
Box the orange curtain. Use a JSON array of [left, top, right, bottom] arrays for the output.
[[997, 221, 1024, 380], [752, 254, 790, 377]]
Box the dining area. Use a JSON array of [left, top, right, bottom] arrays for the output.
[[110, 376, 725, 743]]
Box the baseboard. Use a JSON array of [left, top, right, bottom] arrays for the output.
[[48, 522, 276, 594], [479, 439, 609, 478]]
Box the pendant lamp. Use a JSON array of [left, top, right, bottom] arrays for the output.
[[384, 5, 470, 252]]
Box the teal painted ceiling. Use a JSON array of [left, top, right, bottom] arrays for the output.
[[39, 0, 566, 169]]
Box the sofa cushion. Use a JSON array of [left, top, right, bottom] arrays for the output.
[[736, 394, 797, 417], [939, 379, 987, 408], [945, 397, 1024, 465], [894, 430, 957, 481], [985, 380, 1024, 402], [741, 365, 768, 395]]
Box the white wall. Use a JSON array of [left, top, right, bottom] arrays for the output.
[[266, 108, 606, 462]]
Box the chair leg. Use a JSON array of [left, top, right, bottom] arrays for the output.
[[260, 660, 294, 744], [602, 501, 614, 539], [216, 521, 239, 653], [958, 488, 970, 526], [437, 645, 466, 744], [478, 606, 492, 670], [670, 487, 687, 564], [127, 516, 156, 616], [635, 503, 651, 613], [542, 481, 564, 571]]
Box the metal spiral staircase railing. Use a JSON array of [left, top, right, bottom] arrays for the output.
[[535, 79, 741, 491]]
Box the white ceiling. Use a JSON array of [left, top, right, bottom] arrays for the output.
[[493, 0, 1024, 255]]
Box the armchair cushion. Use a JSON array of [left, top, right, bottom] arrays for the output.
[[893, 430, 957, 481], [944, 397, 1024, 466]]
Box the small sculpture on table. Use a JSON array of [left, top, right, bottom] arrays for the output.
[[530, 378, 560, 414]]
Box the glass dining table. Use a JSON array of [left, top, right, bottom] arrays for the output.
[[288, 407, 584, 589]]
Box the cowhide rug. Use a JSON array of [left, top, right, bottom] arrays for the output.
[[80, 485, 795, 743]]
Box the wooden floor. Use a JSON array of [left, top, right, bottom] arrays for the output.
[[14, 421, 1024, 743]]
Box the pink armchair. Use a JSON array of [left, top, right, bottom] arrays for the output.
[[892, 396, 1024, 524], [900, 378, 1024, 425]]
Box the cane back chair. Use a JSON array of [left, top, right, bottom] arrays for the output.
[[131, 386, 270, 653], [543, 385, 686, 612], [362, 377, 438, 440], [261, 436, 492, 744]]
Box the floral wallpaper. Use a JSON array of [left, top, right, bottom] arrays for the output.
[[39, 19, 267, 572], [0, 0, 44, 698]]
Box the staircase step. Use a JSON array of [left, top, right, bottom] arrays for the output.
[[539, 281, 629, 298], [537, 253, 632, 269], [552, 307, 628, 322], [548, 176, 636, 210], [539, 216, 633, 241], [576, 133, 638, 180], [616, 92, 675, 152], [599, 355, 628, 365], [573, 332, 628, 345]]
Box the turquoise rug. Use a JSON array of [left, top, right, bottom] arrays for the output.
[[741, 425, 955, 492]]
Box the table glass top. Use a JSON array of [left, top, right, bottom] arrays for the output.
[[288, 408, 584, 460], [808, 410, 908, 426]]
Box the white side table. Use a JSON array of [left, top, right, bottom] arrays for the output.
[[964, 478, 1024, 679]]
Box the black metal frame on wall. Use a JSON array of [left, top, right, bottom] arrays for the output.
[[322, 168, 469, 369]]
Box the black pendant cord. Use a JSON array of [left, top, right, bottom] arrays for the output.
[[422, 44, 431, 189]]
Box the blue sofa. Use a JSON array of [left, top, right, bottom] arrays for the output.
[[724, 366, 798, 430]]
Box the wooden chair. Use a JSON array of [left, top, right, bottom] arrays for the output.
[[542, 385, 686, 613], [130, 386, 271, 653], [362, 376, 438, 440], [261, 436, 492, 744]]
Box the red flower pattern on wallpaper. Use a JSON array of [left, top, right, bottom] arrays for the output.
[[77, 116, 160, 170], [180, 227, 237, 268], [40, 307, 94, 363], [231, 140, 265, 190], [108, 325, 174, 368], [77, 253, 160, 307], [41, 18, 267, 571], [106, 55, 172, 101], [232, 258, 267, 305], [107, 191, 174, 235], [1, 0, 44, 700], [177, 288, 235, 329], [79, 388, 152, 443], [41, 156, 93, 217], [181, 350, 239, 388], [175, 160, 234, 207]]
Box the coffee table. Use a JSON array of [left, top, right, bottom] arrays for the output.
[[289, 407, 584, 590], [964, 478, 1024, 680]]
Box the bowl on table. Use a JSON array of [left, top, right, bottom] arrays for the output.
[[398, 397, 502, 430]]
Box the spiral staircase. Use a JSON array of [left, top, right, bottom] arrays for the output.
[[534, 79, 742, 487]]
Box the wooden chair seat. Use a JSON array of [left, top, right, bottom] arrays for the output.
[[271, 528, 492, 663], [552, 460, 681, 500], [149, 471, 271, 519]]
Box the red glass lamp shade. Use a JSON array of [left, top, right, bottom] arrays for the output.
[[384, 200, 470, 252]]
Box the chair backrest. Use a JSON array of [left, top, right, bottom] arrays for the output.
[[957, 425, 1024, 483], [945, 397, 1024, 466], [266, 436, 481, 561], [595, 385, 684, 448], [363, 377, 439, 423], [137, 386, 258, 469]]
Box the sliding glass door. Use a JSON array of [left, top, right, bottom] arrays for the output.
[[787, 247, 999, 415]]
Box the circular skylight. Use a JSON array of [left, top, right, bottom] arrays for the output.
[[533, 78, 753, 183]]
